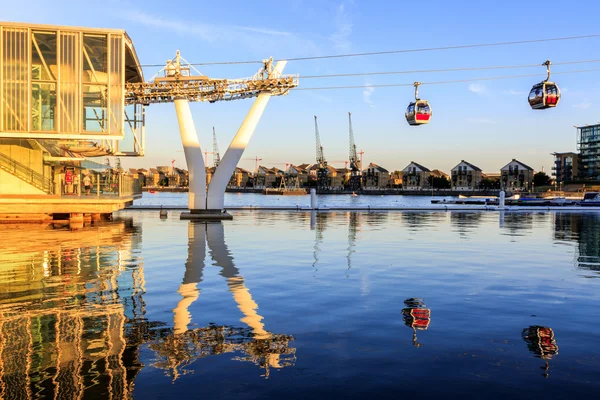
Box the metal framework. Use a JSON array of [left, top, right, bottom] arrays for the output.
[[212, 127, 220, 167], [348, 112, 361, 191], [314, 115, 329, 190], [125, 51, 298, 105]]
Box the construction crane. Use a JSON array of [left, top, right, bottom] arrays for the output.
[[212, 127, 221, 168], [125, 51, 298, 105], [314, 116, 329, 190], [348, 112, 362, 192]]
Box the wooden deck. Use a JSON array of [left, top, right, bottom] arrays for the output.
[[0, 193, 141, 219]]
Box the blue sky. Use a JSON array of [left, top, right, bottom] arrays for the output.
[[5, 0, 600, 173]]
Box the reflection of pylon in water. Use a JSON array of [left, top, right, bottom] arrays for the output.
[[402, 298, 431, 348], [522, 325, 558, 378]]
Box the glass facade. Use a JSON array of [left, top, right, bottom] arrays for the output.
[[578, 125, 600, 179], [0, 23, 143, 140]]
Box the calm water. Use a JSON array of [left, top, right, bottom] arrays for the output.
[[134, 191, 455, 208], [1, 210, 600, 399]]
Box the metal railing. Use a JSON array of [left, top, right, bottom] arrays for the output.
[[0, 152, 54, 193], [76, 173, 142, 198]]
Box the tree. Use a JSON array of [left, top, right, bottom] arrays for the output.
[[533, 172, 552, 187], [427, 175, 451, 189]]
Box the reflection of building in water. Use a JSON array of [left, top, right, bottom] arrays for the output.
[[522, 326, 559, 378], [553, 213, 600, 276], [450, 212, 483, 237], [498, 212, 535, 237], [0, 219, 146, 399], [401, 298, 431, 347], [165, 222, 296, 379], [347, 212, 361, 276], [399, 211, 447, 231]]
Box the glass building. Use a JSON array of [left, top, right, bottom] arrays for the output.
[[0, 22, 144, 155], [577, 124, 600, 180]]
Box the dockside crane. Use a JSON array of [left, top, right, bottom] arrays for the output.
[[314, 116, 329, 190], [212, 127, 221, 168], [348, 112, 362, 191]]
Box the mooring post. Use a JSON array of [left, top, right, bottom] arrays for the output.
[[499, 191, 506, 210], [310, 188, 317, 209]]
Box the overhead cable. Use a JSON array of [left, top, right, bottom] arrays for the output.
[[293, 68, 600, 91], [139, 33, 600, 67]]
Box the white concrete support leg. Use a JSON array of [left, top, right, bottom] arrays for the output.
[[310, 188, 317, 209], [175, 98, 206, 210], [206, 61, 288, 211], [499, 190, 506, 210]]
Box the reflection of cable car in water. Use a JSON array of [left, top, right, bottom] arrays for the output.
[[528, 60, 561, 110], [402, 298, 431, 347], [522, 325, 558, 378], [405, 82, 432, 126]]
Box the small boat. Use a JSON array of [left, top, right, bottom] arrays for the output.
[[148, 190, 156, 194], [578, 192, 600, 207]]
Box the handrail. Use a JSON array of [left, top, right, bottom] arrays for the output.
[[0, 152, 54, 193]]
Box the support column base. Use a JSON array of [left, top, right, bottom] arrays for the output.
[[180, 209, 233, 220]]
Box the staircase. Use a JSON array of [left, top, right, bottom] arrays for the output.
[[0, 152, 54, 194]]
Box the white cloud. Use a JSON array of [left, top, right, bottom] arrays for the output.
[[119, 10, 318, 57], [468, 83, 488, 95], [507, 89, 527, 95], [363, 84, 375, 108], [573, 102, 591, 109], [329, 3, 353, 52]]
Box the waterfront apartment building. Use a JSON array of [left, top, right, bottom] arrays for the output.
[[500, 159, 534, 191], [552, 152, 580, 184], [228, 167, 252, 188], [362, 163, 389, 189], [451, 160, 482, 190], [287, 164, 310, 186], [577, 124, 600, 180], [255, 166, 283, 188], [402, 161, 430, 190]]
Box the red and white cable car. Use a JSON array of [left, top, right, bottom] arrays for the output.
[[406, 82, 432, 126], [528, 60, 561, 110]]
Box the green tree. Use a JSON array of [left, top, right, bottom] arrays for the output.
[[427, 175, 451, 189], [533, 172, 552, 187]]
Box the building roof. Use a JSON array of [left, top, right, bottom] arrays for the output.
[[297, 163, 311, 170], [363, 163, 389, 173], [403, 161, 430, 172], [452, 160, 482, 172], [501, 159, 533, 171], [430, 169, 449, 178]]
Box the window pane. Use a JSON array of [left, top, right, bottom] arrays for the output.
[[2, 28, 28, 131], [59, 31, 79, 133], [31, 31, 57, 81], [83, 34, 108, 84], [31, 82, 56, 131], [83, 84, 107, 132]]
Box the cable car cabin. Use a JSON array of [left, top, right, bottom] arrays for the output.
[[528, 82, 561, 110], [406, 100, 432, 126]]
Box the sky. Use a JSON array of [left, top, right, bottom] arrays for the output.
[[4, 0, 600, 173]]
